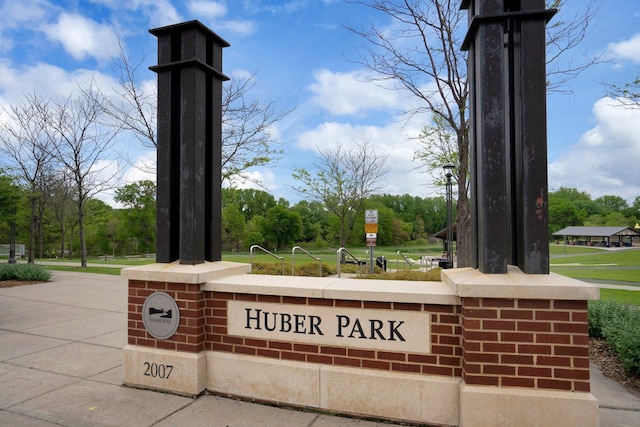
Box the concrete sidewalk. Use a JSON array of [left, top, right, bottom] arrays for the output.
[[1, 271, 639, 427]]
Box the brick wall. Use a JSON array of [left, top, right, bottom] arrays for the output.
[[128, 280, 206, 352], [128, 281, 591, 393], [461, 298, 590, 392], [207, 292, 462, 377]]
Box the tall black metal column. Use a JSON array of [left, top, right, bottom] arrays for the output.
[[150, 21, 229, 264], [461, 1, 554, 274]]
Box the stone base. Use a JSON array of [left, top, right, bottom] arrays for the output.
[[459, 383, 599, 427], [208, 351, 461, 426], [123, 345, 206, 397]]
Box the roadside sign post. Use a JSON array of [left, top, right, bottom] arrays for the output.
[[365, 210, 378, 274]]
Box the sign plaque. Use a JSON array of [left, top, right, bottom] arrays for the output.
[[142, 292, 181, 340]]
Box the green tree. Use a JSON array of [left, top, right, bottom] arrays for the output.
[[222, 202, 245, 252], [114, 180, 156, 254], [261, 205, 302, 249], [548, 199, 587, 233], [594, 195, 629, 213]]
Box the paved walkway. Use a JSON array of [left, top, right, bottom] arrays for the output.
[[1, 271, 640, 426]]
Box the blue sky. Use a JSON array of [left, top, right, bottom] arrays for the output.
[[1, 0, 639, 206]]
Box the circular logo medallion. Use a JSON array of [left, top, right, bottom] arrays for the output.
[[142, 292, 181, 340]]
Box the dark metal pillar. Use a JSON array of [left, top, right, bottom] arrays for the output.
[[461, 1, 554, 274], [150, 21, 229, 264]]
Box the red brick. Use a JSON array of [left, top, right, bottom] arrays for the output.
[[321, 346, 347, 356], [463, 298, 481, 307], [363, 359, 390, 370], [463, 362, 482, 374], [464, 375, 499, 386], [335, 300, 361, 308], [501, 354, 534, 365], [431, 345, 454, 355], [484, 365, 516, 375], [573, 335, 589, 345], [574, 381, 591, 392], [245, 338, 267, 348], [554, 346, 588, 357], [282, 351, 307, 362], [378, 351, 405, 361], [554, 368, 590, 380], [439, 356, 462, 366], [537, 378, 572, 391], [280, 296, 305, 304], [482, 342, 516, 353], [463, 308, 497, 319], [482, 298, 515, 308], [408, 354, 438, 364], [502, 377, 535, 388], [308, 298, 333, 306], [364, 301, 392, 309], [465, 341, 481, 352], [257, 295, 281, 303], [518, 344, 551, 355], [269, 341, 292, 350], [223, 336, 243, 345], [573, 357, 590, 369], [348, 348, 375, 359], [572, 311, 588, 322], [433, 324, 454, 334], [464, 331, 499, 342], [423, 365, 454, 376], [536, 333, 571, 344], [439, 314, 460, 324], [537, 356, 571, 367], [236, 294, 258, 302], [554, 323, 588, 334], [426, 304, 456, 313], [294, 344, 319, 353], [213, 292, 234, 300], [462, 318, 481, 330], [257, 348, 280, 359], [517, 321, 551, 332], [392, 363, 421, 373], [439, 335, 461, 346], [519, 300, 550, 309], [536, 311, 570, 321], [335, 357, 361, 367], [501, 332, 534, 342], [465, 352, 499, 363], [500, 310, 534, 320], [518, 366, 552, 378], [212, 342, 233, 352], [483, 320, 516, 330], [394, 302, 422, 311], [554, 300, 587, 310], [235, 346, 257, 355]]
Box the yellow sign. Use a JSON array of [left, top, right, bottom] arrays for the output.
[[365, 223, 378, 233]]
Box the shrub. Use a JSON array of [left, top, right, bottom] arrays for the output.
[[589, 300, 640, 375], [0, 264, 51, 282]]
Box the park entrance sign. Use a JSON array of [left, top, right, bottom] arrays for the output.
[[122, 13, 599, 427]]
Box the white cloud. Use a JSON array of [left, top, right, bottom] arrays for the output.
[[308, 69, 402, 116], [608, 33, 640, 63], [187, 1, 228, 19], [42, 12, 118, 62], [549, 97, 640, 203]]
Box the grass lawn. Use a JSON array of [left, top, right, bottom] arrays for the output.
[[549, 246, 640, 284], [599, 288, 640, 306]]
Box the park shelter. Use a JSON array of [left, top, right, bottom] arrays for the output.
[[552, 226, 640, 247]]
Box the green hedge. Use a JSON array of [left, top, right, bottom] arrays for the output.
[[589, 300, 640, 375], [0, 264, 51, 282]]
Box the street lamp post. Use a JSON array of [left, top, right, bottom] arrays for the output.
[[443, 163, 455, 269]]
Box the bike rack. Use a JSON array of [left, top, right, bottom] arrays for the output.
[[250, 245, 285, 275], [291, 246, 322, 277], [336, 247, 366, 278]]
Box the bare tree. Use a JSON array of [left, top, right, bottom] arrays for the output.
[[97, 38, 291, 182], [347, 0, 602, 266], [0, 93, 57, 263], [43, 85, 121, 267], [292, 139, 388, 247]]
